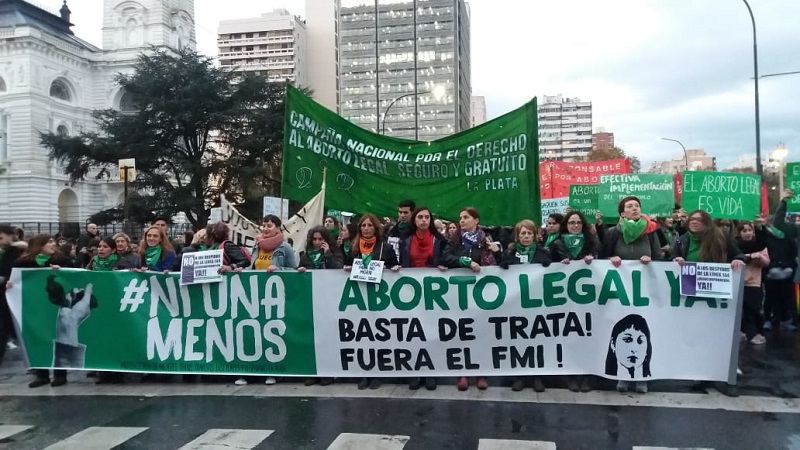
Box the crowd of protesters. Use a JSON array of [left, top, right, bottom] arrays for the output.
[[1, 191, 798, 395]]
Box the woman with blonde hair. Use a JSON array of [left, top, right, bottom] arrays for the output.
[[112, 232, 140, 269], [137, 226, 176, 272]]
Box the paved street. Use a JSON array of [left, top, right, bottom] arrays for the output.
[[1, 331, 799, 449]]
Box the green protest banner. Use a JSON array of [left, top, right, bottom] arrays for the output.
[[568, 184, 599, 224], [282, 86, 540, 225], [10, 269, 316, 375], [8, 264, 743, 383], [681, 171, 761, 220], [598, 174, 674, 219], [785, 162, 800, 213]]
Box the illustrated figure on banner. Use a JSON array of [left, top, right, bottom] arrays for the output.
[[45, 275, 98, 368], [604, 314, 652, 379]]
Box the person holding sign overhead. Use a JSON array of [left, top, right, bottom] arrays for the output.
[[397, 206, 455, 391], [343, 213, 400, 390], [499, 219, 552, 393], [442, 207, 501, 391]]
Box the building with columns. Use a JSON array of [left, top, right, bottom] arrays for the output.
[[0, 0, 195, 225]]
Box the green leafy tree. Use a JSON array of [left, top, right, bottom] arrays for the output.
[[41, 47, 289, 229], [583, 146, 641, 173]]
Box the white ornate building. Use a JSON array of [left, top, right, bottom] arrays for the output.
[[0, 0, 195, 224]]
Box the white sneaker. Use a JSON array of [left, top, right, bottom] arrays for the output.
[[265, 377, 277, 385], [234, 378, 248, 386], [736, 367, 743, 376], [616, 380, 629, 392], [5, 341, 17, 350], [750, 334, 767, 345]]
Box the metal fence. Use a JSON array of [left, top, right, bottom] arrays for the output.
[[6, 222, 195, 242]]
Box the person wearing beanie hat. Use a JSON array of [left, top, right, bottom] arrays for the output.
[[601, 196, 662, 395]]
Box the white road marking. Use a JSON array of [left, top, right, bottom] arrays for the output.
[[43, 426, 148, 450], [178, 428, 274, 450], [0, 425, 33, 440], [633, 447, 714, 450], [478, 438, 557, 449], [326, 433, 410, 450]]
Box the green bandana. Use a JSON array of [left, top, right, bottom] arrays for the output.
[[328, 227, 339, 239], [397, 221, 409, 234], [514, 242, 537, 263], [361, 254, 373, 266], [209, 243, 220, 250], [563, 233, 585, 259], [687, 232, 702, 262], [35, 253, 51, 267], [145, 245, 162, 268], [544, 233, 560, 247], [768, 225, 785, 239], [342, 241, 350, 255], [199, 244, 207, 251], [92, 253, 119, 271], [307, 248, 323, 269], [621, 218, 647, 244]]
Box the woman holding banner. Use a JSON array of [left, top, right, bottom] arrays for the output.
[[499, 219, 552, 393], [343, 213, 400, 390], [601, 196, 661, 394], [542, 213, 564, 249], [443, 207, 501, 391], [398, 206, 453, 391], [13, 235, 72, 388]]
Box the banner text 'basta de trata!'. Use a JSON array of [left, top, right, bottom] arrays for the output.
[[7, 263, 741, 383], [282, 86, 540, 226]]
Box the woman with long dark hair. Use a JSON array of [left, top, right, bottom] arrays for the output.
[[298, 226, 343, 272], [551, 211, 600, 265], [343, 213, 399, 390], [14, 235, 71, 388], [206, 222, 250, 273], [397, 206, 454, 391]]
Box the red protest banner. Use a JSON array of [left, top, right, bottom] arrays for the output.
[[539, 158, 631, 199]]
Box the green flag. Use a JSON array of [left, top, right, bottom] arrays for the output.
[[282, 86, 540, 225]]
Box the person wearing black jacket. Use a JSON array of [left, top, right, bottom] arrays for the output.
[[0, 225, 27, 366], [206, 222, 250, 272], [385, 199, 416, 259], [551, 211, 601, 265], [397, 206, 455, 391], [12, 234, 72, 387], [298, 226, 344, 271], [343, 213, 400, 390]]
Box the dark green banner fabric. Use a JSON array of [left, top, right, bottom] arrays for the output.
[[282, 86, 539, 225]]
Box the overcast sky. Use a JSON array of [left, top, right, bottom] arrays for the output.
[[39, 0, 800, 170]]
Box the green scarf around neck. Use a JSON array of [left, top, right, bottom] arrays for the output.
[[93, 253, 119, 271], [342, 241, 350, 255], [145, 245, 162, 267], [514, 242, 537, 263], [686, 232, 702, 262], [621, 218, 647, 244], [544, 233, 560, 248], [307, 248, 323, 269], [563, 233, 585, 259], [328, 227, 339, 239], [768, 225, 785, 239], [35, 253, 51, 267], [396, 220, 409, 234]]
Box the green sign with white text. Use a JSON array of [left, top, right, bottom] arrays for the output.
[[282, 86, 540, 225], [681, 171, 761, 220], [786, 162, 800, 213], [599, 174, 674, 219], [569, 184, 599, 224]]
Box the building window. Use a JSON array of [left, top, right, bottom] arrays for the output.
[[49, 79, 72, 102], [119, 91, 138, 113], [56, 125, 69, 136]]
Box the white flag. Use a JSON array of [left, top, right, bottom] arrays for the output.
[[282, 184, 326, 255], [219, 195, 260, 248]]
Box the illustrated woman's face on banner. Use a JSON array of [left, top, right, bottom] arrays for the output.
[[612, 326, 648, 371]]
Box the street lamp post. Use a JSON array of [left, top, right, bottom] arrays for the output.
[[659, 137, 689, 171], [742, 0, 762, 176], [380, 86, 444, 138]]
